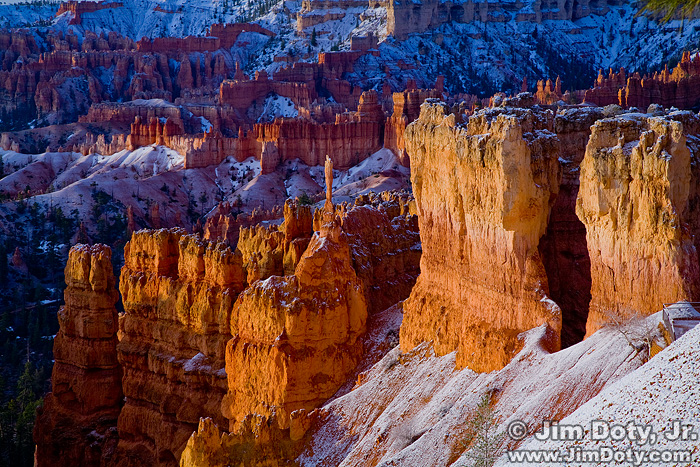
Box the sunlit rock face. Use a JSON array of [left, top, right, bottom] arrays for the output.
[[114, 228, 246, 465], [576, 113, 700, 336], [401, 101, 563, 372]]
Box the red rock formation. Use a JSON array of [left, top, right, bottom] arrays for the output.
[[128, 116, 184, 149], [400, 102, 563, 372], [334, 191, 421, 313], [222, 208, 367, 431], [36, 187, 420, 466], [34, 244, 121, 467], [219, 77, 315, 112], [254, 117, 382, 170], [538, 107, 603, 347], [576, 113, 700, 336], [585, 54, 700, 110], [384, 88, 442, 165], [534, 76, 563, 105], [203, 204, 284, 246], [56, 1, 124, 25], [115, 229, 247, 465], [208, 23, 275, 49], [253, 90, 385, 171]]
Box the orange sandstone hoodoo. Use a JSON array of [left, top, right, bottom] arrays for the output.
[[400, 101, 563, 373]]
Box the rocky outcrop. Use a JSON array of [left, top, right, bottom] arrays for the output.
[[384, 88, 442, 165], [400, 101, 563, 372], [57, 1, 124, 25], [576, 113, 700, 336], [388, 0, 621, 40], [222, 213, 367, 431], [203, 204, 285, 247], [253, 90, 385, 171], [34, 244, 122, 467], [115, 229, 246, 466], [585, 53, 700, 110], [324, 191, 421, 314], [235, 199, 313, 283], [36, 187, 420, 467]]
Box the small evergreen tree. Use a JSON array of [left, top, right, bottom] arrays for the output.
[[461, 392, 505, 467], [639, 0, 700, 22]]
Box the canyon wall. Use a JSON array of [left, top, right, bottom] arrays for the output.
[[384, 88, 442, 166], [585, 53, 700, 110], [222, 212, 368, 431], [538, 107, 601, 347], [114, 229, 246, 465], [400, 101, 563, 372], [576, 113, 700, 335], [36, 188, 421, 466], [34, 244, 122, 467], [388, 0, 625, 40]]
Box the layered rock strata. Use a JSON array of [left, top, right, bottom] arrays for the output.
[[222, 213, 368, 430], [576, 113, 700, 335], [585, 53, 700, 110], [37, 185, 420, 466], [115, 229, 246, 465], [34, 244, 122, 467], [400, 101, 563, 372]]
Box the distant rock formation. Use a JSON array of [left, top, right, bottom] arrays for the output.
[[384, 87, 443, 166], [585, 52, 700, 110], [254, 90, 385, 171], [388, 0, 623, 40]]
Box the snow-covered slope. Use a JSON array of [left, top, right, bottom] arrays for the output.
[[53, 0, 284, 39], [0, 0, 60, 29], [297, 313, 653, 466], [0, 146, 411, 232], [497, 319, 700, 466], [13, 0, 700, 96]]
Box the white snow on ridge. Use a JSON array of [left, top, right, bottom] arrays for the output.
[[257, 94, 299, 123], [498, 320, 700, 466], [299, 319, 649, 466]]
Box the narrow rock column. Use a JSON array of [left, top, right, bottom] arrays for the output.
[[34, 244, 122, 467], [576, 115, 700, 335]]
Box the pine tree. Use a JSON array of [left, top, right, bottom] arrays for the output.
[[639, 0, 700, 22], [461, 392, 505, 467]]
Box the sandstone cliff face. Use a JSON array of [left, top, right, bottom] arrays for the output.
[[115, 229, 246, 466], [400, 101, 563, 372], [34, 244, 122, 467], [333, 191, 421, 314], [37, 186, 421, 467], [222, 215, 368, 431], [576, 114, 700, 336]]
